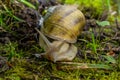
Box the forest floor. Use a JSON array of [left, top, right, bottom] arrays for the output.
[[0, 0, 120, 80]]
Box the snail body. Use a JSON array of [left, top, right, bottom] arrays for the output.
[[43, 41, 77, 62], [36, 28, 77, 62], [37, 5, 85, 62]]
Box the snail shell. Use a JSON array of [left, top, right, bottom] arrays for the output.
[[42, 5, 85, 43]]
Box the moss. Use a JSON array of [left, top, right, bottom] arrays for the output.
[[63, 0, 112, 19]]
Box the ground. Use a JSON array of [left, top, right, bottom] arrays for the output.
[[0, 0, 120, 80]]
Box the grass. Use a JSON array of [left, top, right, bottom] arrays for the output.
[[0, 41, 119, 79], [0, 43, 119, 79], [0, 56, 119, 79]]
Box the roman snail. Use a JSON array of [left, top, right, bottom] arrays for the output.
[[35, 5, 85, 62]]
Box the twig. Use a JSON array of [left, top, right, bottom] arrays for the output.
[[115, 18, 120, 30], [84, 47, 120, 53]]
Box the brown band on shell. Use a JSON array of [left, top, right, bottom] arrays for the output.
[[73, 15, 85, 26], [57, 9, 78, 22], [44, 22, 69, 33]]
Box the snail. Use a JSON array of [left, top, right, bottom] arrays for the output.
[[36, 5, 85, 62]]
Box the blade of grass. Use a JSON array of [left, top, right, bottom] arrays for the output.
[[91, 32, 97, 53], [117, 0, 120, 14], [18, 0, 36, 9], [2, 4, 24, 22], [58, 62, 112, 70], [107, 0, 111, 12], [102, 55, 116, 64]]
